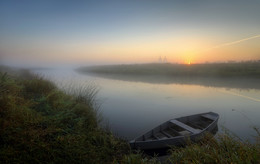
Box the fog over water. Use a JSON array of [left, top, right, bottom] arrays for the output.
[[34, 69, 260, 142]]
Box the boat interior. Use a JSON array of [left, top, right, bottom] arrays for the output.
[[136, 113, 216, 141]]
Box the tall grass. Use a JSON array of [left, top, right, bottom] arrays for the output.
[[168, 131, 260, 164], [114, 152, 160, 164], [62, 82, 101, 117], [0, 70, 132, 163]]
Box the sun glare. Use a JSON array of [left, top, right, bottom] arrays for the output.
[[184, 59, 192, 65]]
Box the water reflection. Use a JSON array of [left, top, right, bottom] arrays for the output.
[[82, 72, 260, 90], [34, 69, 260, 143]]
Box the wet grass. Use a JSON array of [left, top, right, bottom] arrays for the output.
[[0, 70, 136, 163], [168, 131, 260, 164]]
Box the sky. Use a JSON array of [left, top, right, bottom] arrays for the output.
[[0, 0, 260, 67]]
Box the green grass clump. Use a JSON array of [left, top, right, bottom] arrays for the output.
[[0, 71, 132, 163], [114, 152, 160, 164], [168, 132, 260, 164]]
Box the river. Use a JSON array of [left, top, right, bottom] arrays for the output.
[[34, 69, 260, 142]]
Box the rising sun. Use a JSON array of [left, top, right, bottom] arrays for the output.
[[184, 57, 192, 65]]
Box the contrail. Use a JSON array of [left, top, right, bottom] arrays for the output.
[[202, 34, 260, 53]]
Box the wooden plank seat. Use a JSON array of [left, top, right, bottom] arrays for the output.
[[201, 114, 216, 120], [161, 130, 172, 138], [170, 120, 201, 134]]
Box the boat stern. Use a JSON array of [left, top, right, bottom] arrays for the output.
[[129, 140, 136, 149]]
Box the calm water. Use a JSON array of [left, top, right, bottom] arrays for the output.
[[34, 69, 260, 142]]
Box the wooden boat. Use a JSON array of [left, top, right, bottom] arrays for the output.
[[129, 112, 219, 150]]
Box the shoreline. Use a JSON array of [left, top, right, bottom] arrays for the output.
[[77, 62, 260, 79]]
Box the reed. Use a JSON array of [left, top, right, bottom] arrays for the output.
[[0, 70, 132, 163], [168, 131, 260, 164]]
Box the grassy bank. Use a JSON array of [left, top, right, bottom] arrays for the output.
[[0, 69, 159, 163], [169, 131, 260, 163], [77, 62, 260, 78]]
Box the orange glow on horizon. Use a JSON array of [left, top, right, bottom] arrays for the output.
[[183, 59, 192, 65], [1, 34, 259, 66]]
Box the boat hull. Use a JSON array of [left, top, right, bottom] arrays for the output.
[[130, 112, 219, 150]]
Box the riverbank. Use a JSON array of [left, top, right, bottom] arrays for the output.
[[1, 67, 260, 163], [168, 131, 260, 163], [0, 69, 158, 163], [77, 62, 260, 78], [77, 62, 260, 90]]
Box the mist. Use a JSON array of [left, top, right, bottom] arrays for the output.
[[1, 1, 260, 162]]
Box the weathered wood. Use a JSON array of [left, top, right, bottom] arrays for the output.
[[170, 120, 201, 134], [201, 114, 216, 120], [129, 112, 219, 150], [161, 130, 172, 138]]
